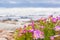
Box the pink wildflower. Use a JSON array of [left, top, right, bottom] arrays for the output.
[[52, 18, 57, 23], [57, 16, 60, 20], [50, 36, 54, 40], [54, 26, 60, 31], [33, 30, 44, 39]]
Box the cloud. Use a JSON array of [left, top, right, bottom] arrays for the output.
[[0, 0, 60, 4], [25, 0, 60, 4], [0, 0, 17, 4], [9, 1, 17, 4]]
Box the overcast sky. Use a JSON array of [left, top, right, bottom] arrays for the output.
[[0, 0, 60, 7]]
